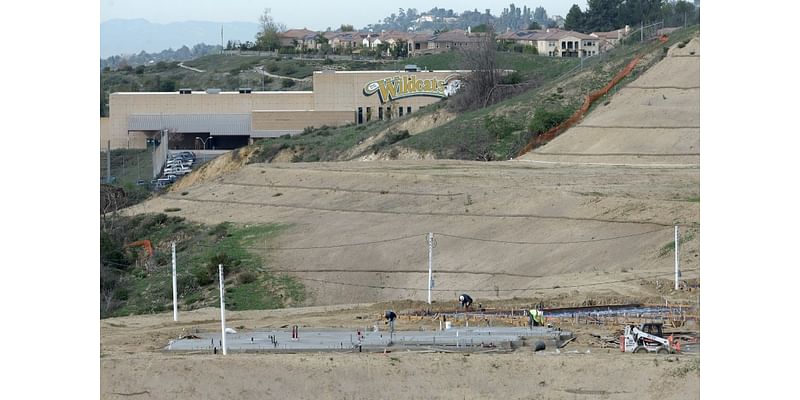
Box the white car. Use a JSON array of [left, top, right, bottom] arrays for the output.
[[163, 165, 191, 175], [166, 159, 193, 168]]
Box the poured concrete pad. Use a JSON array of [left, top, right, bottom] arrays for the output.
[[166, 326, 571, 353]]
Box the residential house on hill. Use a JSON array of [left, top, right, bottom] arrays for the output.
[[429, 29, 484, 52], [534, 29, 599, 57], [590, 25, 630, 52], [279, 28, 317, 49]]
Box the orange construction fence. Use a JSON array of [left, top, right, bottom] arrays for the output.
[[124, 239, 153, 258], [516, 55, 642, 157]]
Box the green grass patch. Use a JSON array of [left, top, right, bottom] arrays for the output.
[[101, 215, 302, 317], [226, 280, 283, 310]]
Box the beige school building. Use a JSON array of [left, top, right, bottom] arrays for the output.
[[104, 69, 465, 150]]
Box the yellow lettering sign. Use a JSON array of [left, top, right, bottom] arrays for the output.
[[363, 74, 461, 104]]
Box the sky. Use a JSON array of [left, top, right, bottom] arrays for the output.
[[100, 0, 588, 29]]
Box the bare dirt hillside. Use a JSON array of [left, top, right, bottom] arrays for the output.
[[126, 159, 698, 307], [125, 35, 700, 309], [521, 36, 700, 166]]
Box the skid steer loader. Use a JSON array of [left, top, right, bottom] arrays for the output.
[[620, 323, 680, 354]]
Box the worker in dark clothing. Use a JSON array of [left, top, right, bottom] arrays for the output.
[[385, 310, 397, 336], [459, 294, 473, 310]]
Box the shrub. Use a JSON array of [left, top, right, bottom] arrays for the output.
[[528, 106, 574, 135], [209, 222, 230, 238], [501, 71, 523, 85], [281, 79, 295, 88], [238, 271, 257, 284], [207, 252, 240, 278], [485, 115, 522, 139]]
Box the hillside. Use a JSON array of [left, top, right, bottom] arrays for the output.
[[102, 26, 701, 400], [520, 36, 700, 165], [118, 28, 700, 310]]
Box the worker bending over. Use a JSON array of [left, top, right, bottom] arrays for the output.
[[459, 294, 473, 310]]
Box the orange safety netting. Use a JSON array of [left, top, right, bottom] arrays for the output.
[[124, 239, 153, 258], [516, 55, 642, 157]]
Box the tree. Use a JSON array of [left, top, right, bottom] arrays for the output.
[[255, 8, 285, 51], [674, 0, 693, 27], [391, 40, 408, 58], [533, 6, 548, 25], [564, 4, 585, 31], [583, 0, 623, 32], [340, 24, 354, 32], [528, 21, 542, 30], [450, 25, 500, 112]]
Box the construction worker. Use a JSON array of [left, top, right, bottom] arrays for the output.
[[384, 310, 397, 334], [459, 294, 473, 310], [528, 308, 544, 327]]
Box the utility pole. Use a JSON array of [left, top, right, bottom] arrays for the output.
[[427, 232, 433, 304], [172, 242, 178, 321], [674, 226, 680, 290], [219, 264, 227, 355]]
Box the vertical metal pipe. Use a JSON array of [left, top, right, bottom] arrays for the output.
[[219, 264, 227, 355], [674, 226, 680, 290], [172, 242, 178, 321], [427, 232, 433, 304]]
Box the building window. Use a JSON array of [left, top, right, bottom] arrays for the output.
[[561, 41, 566, 49], [378, 107, 383, 120], [366, 107, 372, 122], [357, 107, 363, 124], [399, 107, 404, 117], [407, 106, 412, 115], [386, 106, 391, 120]]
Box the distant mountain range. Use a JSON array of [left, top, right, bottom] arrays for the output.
[[100, 19, 260, 58]]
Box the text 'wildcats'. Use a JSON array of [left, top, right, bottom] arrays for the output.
[[363, 75, 458, 104]]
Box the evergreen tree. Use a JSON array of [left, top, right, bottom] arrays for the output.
[[565, 4, 585, 31]]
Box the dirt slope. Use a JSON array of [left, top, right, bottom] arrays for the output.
[[123, 34, 700, 308], [521, 35, 700, 165], [126, 159, 699, 307]]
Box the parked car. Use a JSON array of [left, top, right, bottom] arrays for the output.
[[163, 165, 191, 175], [166, 159, 193, 168]]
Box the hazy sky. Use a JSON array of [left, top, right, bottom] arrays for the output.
[[100, 0, 588, 30]]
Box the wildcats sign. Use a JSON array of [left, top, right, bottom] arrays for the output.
[[363, 74, 461, 104]]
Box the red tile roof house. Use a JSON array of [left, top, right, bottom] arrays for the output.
[[532, 28, 600, 57], [428, 29, 485, 52], [590, 25, 630, 52], [279, 28, 318, 50]]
